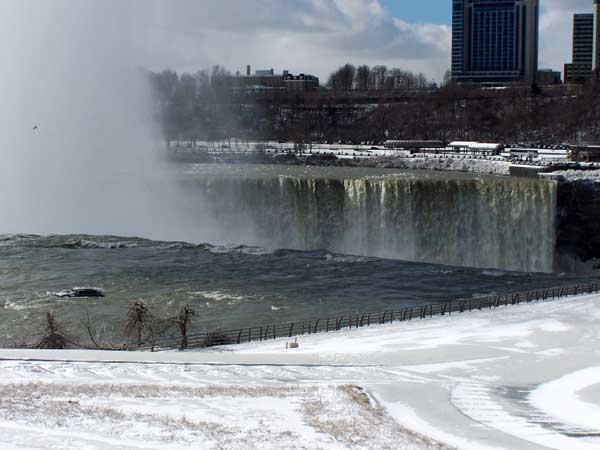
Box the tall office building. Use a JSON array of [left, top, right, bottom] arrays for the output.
[[573, 14, 594, 64], [565, 14, 594, 83], [594, 0, 600, 75], [452, 0, 540, 83], [564, 2, 600, 83]]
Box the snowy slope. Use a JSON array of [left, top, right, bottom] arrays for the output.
[[1, 294, 599, 450]]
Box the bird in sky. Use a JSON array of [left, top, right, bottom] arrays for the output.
[[32, 125, 38, 131]]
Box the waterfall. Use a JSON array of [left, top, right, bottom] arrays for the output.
[[187, 172, 557, 273]]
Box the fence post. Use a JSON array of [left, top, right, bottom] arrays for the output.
[[259, 327, 263, 341], [367, 313, 371, 327], [237, 329, 242, 344], [313, 320, 319, 334], [326, 319, 330, 332]]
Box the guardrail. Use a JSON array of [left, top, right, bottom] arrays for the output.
[[134, 282, 600, 352]]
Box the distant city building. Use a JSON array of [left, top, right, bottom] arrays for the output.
[[573, 14, 594, 64], [564, 13, 595, 83], [451, 0, 540, 83], [564, 62, 593, 84], [282, 72, 320, 91], [536, 69, 562, 85], [232, 66, 319, 93], [594, 0, 600, 77], [564, 2, 600, 83]]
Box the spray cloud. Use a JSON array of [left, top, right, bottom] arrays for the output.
[[0, 0, 197, 240]]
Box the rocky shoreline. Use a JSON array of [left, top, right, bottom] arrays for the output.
[[174, 151, 515, 175]]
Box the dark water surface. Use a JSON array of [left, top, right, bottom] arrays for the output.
[[0, 234, 595, 346]]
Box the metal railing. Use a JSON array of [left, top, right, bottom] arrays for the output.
[[135, 282, 600, 352]]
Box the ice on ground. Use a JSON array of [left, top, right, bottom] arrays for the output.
[[1, 294, 600, 450], [543, 169, 600, 182], [0, 383, 446, 450], [530, 367, 600, 431], [367, 155, 513, 176]]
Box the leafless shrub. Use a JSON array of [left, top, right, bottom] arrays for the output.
[[35, 312, 72, 349], [175, 304, 197, 350], [83, 308, 120, 350], [124, 301, 155, 347]]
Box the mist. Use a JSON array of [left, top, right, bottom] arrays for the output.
[[0, 0, 200, 241]]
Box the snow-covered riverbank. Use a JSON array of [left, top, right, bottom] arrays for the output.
[[1, 294, 599, 450]]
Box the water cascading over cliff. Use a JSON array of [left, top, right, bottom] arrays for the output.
[[185, 169, 557, 273]]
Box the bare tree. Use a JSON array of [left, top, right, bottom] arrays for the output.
[[125, 301, 155, 347], [329, 64, 356, 91], [176, 304, 197, 350], [36, 312, 71, 350], [417, 73, 429, 89], [441, 69, 452, 87], [83, 308, 119, 350], [370, 65, 388, 90], [355, 65, 370, 91]]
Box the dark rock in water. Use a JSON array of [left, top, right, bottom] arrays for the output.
[[53, 287, 105, 298]]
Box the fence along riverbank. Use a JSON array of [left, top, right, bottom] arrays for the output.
[[135, 283, 600, 351]]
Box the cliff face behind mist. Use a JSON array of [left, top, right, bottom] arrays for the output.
[[556, 180, 600, 273]]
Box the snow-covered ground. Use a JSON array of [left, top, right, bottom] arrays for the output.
[[359, 154, 512, 175], [542, 169, 600, 183], [1, 294, 600, 450]]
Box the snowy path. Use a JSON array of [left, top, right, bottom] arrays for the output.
[[1, 294, 599, 449]]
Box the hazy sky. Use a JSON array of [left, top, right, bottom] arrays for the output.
[[132, 0, 595, 82]]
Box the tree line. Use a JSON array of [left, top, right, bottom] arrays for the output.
[[147, 65, 600, 145], [326, 63, 438, 91], [28, 302, 228, 352]]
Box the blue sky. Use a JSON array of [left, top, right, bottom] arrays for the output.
[[129, 0, 590, 82], [382, 0, 451, 24]]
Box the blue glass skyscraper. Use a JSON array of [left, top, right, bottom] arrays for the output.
[[452, 0, 539, 83]]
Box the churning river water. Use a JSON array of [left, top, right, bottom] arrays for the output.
[[1, 165, 594, 346]]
